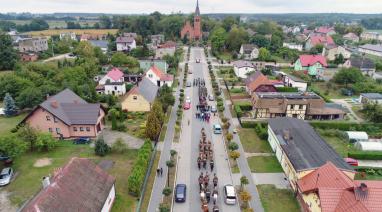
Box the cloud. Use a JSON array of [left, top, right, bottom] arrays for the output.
[[1, 0, 382, 14]]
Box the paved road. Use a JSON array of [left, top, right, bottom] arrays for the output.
[[173, 48, 240, 212], [209, 52, 265, 212], [147, 47, 186, 212], [43, 53, 75, 63]]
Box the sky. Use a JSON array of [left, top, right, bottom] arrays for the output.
[[1, 0, 382, 14]]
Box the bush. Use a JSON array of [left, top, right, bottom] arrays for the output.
[[111, 138, 128, 153], [234, 105, 243, 118], [95, 138, 111, 156], [127, 140, 153, 196], [254, 123, 268, 140], [228, 142, 239, 151], [276, 87, 298, 92], [310, 122, 382, 137], [348, 151, 382, 160]]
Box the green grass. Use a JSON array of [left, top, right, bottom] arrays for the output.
[[125, 112, 147, 139], [247, 156, 283, 173], [0, 113, 26, 136], [321, 135, 354, 158], [257, 185, 300, 212], [0, 70, 13, 76], [238, 128, 272, 153], [355, 172, 382, 180], [3, 141, 138, 211], [217, 52, 233, 61], [351, 105, 366, 120]]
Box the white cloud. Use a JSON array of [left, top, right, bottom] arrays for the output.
[[0, 0, 382, 14]]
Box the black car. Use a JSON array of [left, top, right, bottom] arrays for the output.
[[175, 184, 187, 202], [73, 137, 91, 145]]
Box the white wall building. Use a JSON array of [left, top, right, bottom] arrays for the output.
[[104, 82, 127, 96], [282, 74, 307, 92], [116, 36, 137, 52], [283, 43, 303, 51], [145, 66, 174, 87], [233, 60, 256, 79], [359, 44, 382, 58]]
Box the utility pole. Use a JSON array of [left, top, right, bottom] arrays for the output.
[[51, 38, 55, 57]]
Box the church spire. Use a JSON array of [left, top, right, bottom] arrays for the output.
[[195, 0, 200, 16]]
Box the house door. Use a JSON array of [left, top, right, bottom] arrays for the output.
[[157, 81, 161, 87], [97, 123, 101, 132]]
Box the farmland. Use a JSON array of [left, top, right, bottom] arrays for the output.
[[23, 29, 118, 36], [6, 20, 99, 29]]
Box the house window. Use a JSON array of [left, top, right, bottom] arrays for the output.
[[54, 117, 58, 123], [56, 128, 61, 133], [148, 74, 153, 78], [299, 105, 303, 110], [133, 96, 138, 100], [73, 127, 77, 131], [80, 127, 84, 131], [86, 127, 90, 132], [114, 86, 117, 90], [46, 116, 51, 121], [48, 128, 53, 132]]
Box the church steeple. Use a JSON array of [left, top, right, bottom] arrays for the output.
[[195, 0, 200, 16]]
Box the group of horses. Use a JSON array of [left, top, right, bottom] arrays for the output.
[[198, 128, 219, 212]]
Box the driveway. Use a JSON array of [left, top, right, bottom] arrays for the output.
[[331, 99, 363, 123], [100, 128, 144, 149]]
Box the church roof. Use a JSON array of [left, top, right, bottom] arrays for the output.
[[195, 0, 200, 16]]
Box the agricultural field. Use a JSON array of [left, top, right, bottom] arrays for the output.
[[23, 28, 118, 37], [6, 20, 99, 29]]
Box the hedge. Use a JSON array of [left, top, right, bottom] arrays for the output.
[[235, 102, 252, 112], [234, 105, 243, 118], [127, 140, 153, 196], [254, 123, 268, 140], [276, 87, 298, 92], [310, 122, 382, 136], [348, 151, 382, 160]]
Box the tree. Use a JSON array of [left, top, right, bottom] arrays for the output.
[[16, 86, 44, 109], [334, 54, 345, 64], [210, 26, 227, 54], [239, 190, 252, 209], [222, 16, 238, 32], [99, 15, 112, 29], [145, 110, 161, 141], [226, 133, 233, 142], [251, 34, 270, 48], [35, 133, 57, 151], [225, 26, 249, 52], [333, 68, 364, 88], [3, 93, 17, 116], [0, 33, 19, 70], [95, 137, 111, 156], [170, 149, 177, 158], [162, 187, 172, 196], [110, 52, 139, 67], [309, 44, 324, 55], [258, 47, 271, 61], [166, 159, 175, 168], [18, 125, 38, 151], [230, 151, 241, 161], [0, 135, 27, 158], [74, 41, 95, 58], [362, 103, 382, 123], [240, 176, 249, 191], [152, 100, 165, 125], [228, 142, 239, 151]]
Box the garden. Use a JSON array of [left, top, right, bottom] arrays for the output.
[[257, 185, 300, 212]]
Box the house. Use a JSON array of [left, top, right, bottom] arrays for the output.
[[239, 44, 259, 60], [315, 26, 336, 36], [103, 82, 126, 96], [252, 92, 346, 120], [294, 55, 327, 77], [139, 60, 168, 73], [80, 34, 106, 41], [343, 57, 376, 76], [89, 40, 108, 54], [343, 32, 359, 43], [358, 44, 382, 58], [245, 71, 277, 95], [21, 158, 115, 212], [99, 68, 125, 85], [268, 118, 354, 191], [116, 36, 137, 52], [233, 60, 257, 78], [360, 32, 382, 41], [59, 32, 76, 41], [20, 52, 38, 62], [18, 37, 48, 53], [305, 34, 335, 51], [155, 45, 176, 59], [123, 32, 138, 39], [324, 46, 352, 61], [297, 162, 382, 212], [282, 74, 307, 92], [282, 43, 303, 51], [121, 77, 158, 112], [295, 33, 308, 43], [359, 93, 382, 105], [150, 34, 165, 46], [180, 0, 202, 41], [20, 89, 105, 139], [145, 65, 173, 87], [246, 28, 257, 37]]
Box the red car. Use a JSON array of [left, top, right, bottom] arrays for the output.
[[344, 157, 358, 166], [183, 102, 191, 110]]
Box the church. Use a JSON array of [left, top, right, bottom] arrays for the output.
[[180, 0, 202, 41]]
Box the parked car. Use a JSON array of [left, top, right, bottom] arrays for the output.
[[196, 59, 200, 63], [73, 137, 91, 145], [213, 124, 222, 134], [0, 153, 10, 161], [0, 167, 13, 186], [211, 106, 217, 113], [208, 95, 214, 101], [223, 184, 237, 205], [175, 184, 187, 202], [183, 102, 191, 110], [188, 69, 193, 74], [344, 157, 358, 166], [186, 81, 192, 87], [186, 96, 191, 103]]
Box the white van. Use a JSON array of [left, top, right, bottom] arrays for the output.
[[213, 124, 222, 134], [223, 184, 237, 205]]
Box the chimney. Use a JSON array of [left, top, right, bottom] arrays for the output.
[[51, 101, 58, 108], [42, 176, 50, 188]]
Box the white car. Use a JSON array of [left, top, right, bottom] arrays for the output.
[[0, 167, 13, 186], [223, 184, 237, 205], [196, 59, 200, 63], [186, 96, 191, 103]]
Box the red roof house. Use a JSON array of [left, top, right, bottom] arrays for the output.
[[297, 162, 382, 212], [145, 65, 174, 87], [306, 34, 335, 51], [245, 71, 277, 95], [299, 55, 328, 67], [295, 55, 328, 77], [316, 26, 336, 35], [99, 68, 125, 85]]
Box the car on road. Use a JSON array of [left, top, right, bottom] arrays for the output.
[[208, 95, 214, 101], [223, 184, 237, 205], [186, 96, 191, 103], [188, 69, 193, 74], [196, 59, 200, 63], [186, 81, 192, 87], [213, 124, 222, 134], [344, 157, 358, 166], [183, 102, 191, 110], [0, 167, 13, 186], [175, 184, 187, 202], [211, 106, 217, 113], [73, 137, 91, 145]]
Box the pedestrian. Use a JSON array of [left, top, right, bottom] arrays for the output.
[[210, 160, 214, 171], [160, 167, 163, 176], [157, 168, 160, 176]]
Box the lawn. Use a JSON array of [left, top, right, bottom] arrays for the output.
[[257, 185, 300, 212], [140, 151, 160, 212], [23, 29, 118, 36], [355, 172, 382, 181], [238, 128, 272, 153], [352, 105, 366, 120], [0, 70, 13, 76], [247, 156, 283, 173], [320, 134, 353, 158], [2, 141, 139, 212], [0, 113, 27, 136], [217, 52, 233, 62], [125, 112, 147, 139]]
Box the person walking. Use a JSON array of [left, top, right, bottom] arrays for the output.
[[210, 160, 214, 171], [160, 167, 163, 176], [157, 168, 160, 176]]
